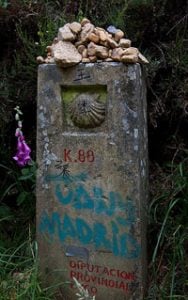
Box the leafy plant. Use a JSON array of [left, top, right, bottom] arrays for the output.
[[73, 277, 95, 300], [0, 161, 36, 250], [0, 239, 56, 299], [147, 158, 188, 299], [0, 0, 9, 8]]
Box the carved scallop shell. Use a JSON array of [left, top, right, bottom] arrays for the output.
[[69, 94, 106, 128]]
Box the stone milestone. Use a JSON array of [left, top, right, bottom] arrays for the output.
[[37, 62, 148, 299], [36, 18, 149, 68]]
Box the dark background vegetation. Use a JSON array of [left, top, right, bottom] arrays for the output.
[[0, 0, 188, 299]]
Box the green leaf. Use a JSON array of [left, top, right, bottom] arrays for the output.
[[0, 204, 13, 220], [19, 173, 34, 181], [16, 191, 28, 205]]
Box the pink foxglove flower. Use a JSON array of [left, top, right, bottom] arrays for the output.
[[13, 106, 31, 167], [13, 134, 31, 167]]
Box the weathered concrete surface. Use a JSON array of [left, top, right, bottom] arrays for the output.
[[37, 62, 148, 299]]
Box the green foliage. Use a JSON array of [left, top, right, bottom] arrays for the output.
[[147, 158, 188, 299], [0, 161, 59, 299], [37, 17, 65, 56], [0, 240, 56, 299], [0, 161, 36, 251], [0, 162, 36, 204], [148, 25, 188, 129], [0, 0, 9, 8]]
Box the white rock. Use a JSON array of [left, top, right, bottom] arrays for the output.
[[80, 18, 91, 26], [77, 44, 86, 54], [89, 56, 97, 62], [69, 22, 82, 34], [82, 57, 90, 63], [121, 47, 139, 63], [114, 30, 124, 42], [138, 52, 149, 64], [95, 45, 109, 59], [80, 23, 94, 42], [36, 56, 44, 63], [82, 48, 88, 58], [58, 24, 75, 42], [88, 32, 100, 44], [119, 38, 131, 48], [87, 42, 96, 56], [107, 37, 118, 48], [122, 47, 139, 56], [121, 54, 138, 63], [111, 48, 124, 61], [51, 41, 82, 67]]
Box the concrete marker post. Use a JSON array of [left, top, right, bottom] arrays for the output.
[[37, 62, 148, 300]]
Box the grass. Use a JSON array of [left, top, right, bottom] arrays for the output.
[[147, 158, 188, 299], [0, 162, 54, 299], [0, 238, 54, 300]]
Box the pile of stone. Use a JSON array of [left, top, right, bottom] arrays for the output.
[[37, 18, 149, 68]]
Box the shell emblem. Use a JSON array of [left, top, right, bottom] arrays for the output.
[[69, 94, 106, 128]]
